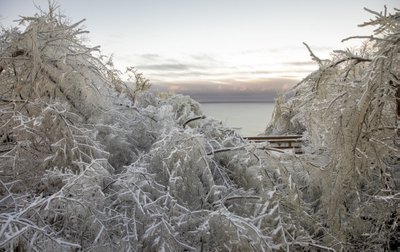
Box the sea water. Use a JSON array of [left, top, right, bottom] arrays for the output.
[[200, 102, 275, 136]]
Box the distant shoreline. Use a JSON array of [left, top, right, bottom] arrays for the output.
[[198, 100, 275, 104]]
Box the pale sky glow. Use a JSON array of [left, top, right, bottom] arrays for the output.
[[1, 0, 398, 101]]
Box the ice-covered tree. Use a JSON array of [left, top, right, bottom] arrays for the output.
[[0, 3, 314, 251], [267, 6, 400, 251], [2, 2, 398, 251]]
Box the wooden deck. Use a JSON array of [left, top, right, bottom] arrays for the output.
[[244, 135, 303, 154]]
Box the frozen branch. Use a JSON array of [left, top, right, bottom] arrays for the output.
[[303, 42, 323, 66], [183, 115, 206, 128]]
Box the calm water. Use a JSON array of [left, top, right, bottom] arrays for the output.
[[200, 102, 275, 136]]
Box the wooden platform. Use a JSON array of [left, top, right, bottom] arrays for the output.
[[244, 135, 303, 154]]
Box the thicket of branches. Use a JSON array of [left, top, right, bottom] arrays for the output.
[[0, 3, 399, 251], [267, 6, 400, 251], [0, 4, 313, 251]]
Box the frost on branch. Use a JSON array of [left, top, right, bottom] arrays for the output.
[[2, 3, 398, 251], [267, 6, 400, 251], [0, 4, 311, 251]]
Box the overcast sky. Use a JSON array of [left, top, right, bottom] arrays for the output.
[[1, 0, 397, 102]]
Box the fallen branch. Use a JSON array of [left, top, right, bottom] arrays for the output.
[[183, 115, 206, 128], [207, 145, 248, 156]]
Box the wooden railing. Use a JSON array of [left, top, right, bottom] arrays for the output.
[[244, 135, 303, 154]]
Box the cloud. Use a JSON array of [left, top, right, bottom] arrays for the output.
[[125, 49, 318, 102], [135, 53, 219, 73], [151, 77, 298, 102], [190, 53, 218, 63], [240, 45, 332, 55], [284, 61, 316, 67], [136, 63, 206, 71], [246, 69, 314, 74], [139, 53, 162, 61], [144, 68, 314, 81]]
